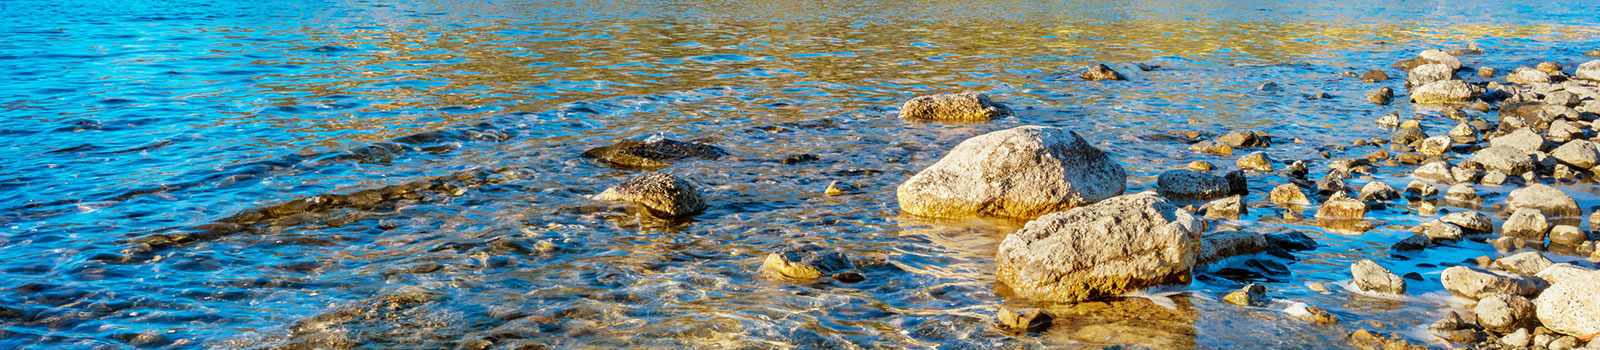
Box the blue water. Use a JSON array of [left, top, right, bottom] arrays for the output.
[[3, 0, 1600, 348]]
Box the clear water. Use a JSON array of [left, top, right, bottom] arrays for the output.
[[3, 0, 1600, 348]]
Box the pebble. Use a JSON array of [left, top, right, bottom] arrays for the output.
[[1236, 151, 1274, 172], [1224, 283, 1269, 306], [1186, 161, 1213, 171], [1351, 259, 1406, 294], [1444, 184, 1477, 201]]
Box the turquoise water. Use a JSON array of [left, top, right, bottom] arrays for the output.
[[3, 0, 1600, 348]]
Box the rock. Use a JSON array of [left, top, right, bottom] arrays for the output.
[[1376, 112, 1402, 128], [1533, 271, 1600, 337], [1197, 230, 1270, 266], [1412, 80, 1477, 104], [995, 192, 1201, 302], [1548, 91, 1581, 108], [1265, 231, 1318, 251], [1490, 128, 1550, 153], [1537, 264, 1596, 285], [1224, 283, 1268, 306], [1449, 122, 1479, 141], [1407, 63, 1456, 87], [995, 306, 1053, 333], [1574, 60, 1600, 82], [898, 92, 1014, 121], [1550, 225, 1587, 246], [1441, 211, 1494, 235], [1351, 259, 1406, 295], [1450, 165, 1483, 183], [1504, 208, 1551, 242], [1417, 136, 1452, 157], [1429, 311, 1482, 343], [1404, 180, 1438, 198], [759, 244, 855, 281], [1188, 140, 1234, 155], [1494, 236, 1531, 252], [1494, 251, 1554, 276], [1236, 151, 1274, 172], [1392, 235, 1430, 251], [1481, 170, 1510, 185], [1479, 67, 1496, 78], [1501, 328, 1531, 347], [1156, 170, 1246, 202], [1358, 181, 1400, 201], [1186, 161, 1213, 171], [1550, 336, 1579, 350], [1506, 184, 1582, 217], [1359, 69, 1389, 82], [1538, 61, 1564, 74], [582, 139, 726, 169], [1423, 221, 1464, 241], [1286, 160, 1309, 178], [1315, 192, 1366, 220], [1080, 64, 1125, 81], [1317, 171, 1349, 195], [597, 173, 708, 218], [1198, 195, 1246, 220], [1257, 81, 1280, 91], [1507, 67, 1552, 85], [1300, 305, 1339, 325], [1473, 146, 1536, 175], [824, 181, 849, 196], [1391, 126, 1427, 145], [1444, 184, 1477, 201], [898, 126, 1127, 220], [1215, 130, 1272, 148], [1476, 294, 1537, 333], [1418, 49, 1463, 71], [1552, 140, 1600, 169], [1366, 88, 1393, 105], [1269, 183, 1310, 205], [1440, 266, 1543, 299], [1413, 161, 1454, 183]]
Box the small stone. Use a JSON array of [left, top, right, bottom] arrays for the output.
[[1550, 336, 1579, 350], [1441, 211, 1494, 234], [1186, 161, 1213, 171], [1491, 128, 1549, 153], [1156, 170, 1247, 202], [1429, 311, 1482, 343], [1440, 266, 1543, 299], [1423, 221, 1464, 242], [1413, 161, 1454, 183], [1503, 208, 1551, 243], [824, 181, 848, 196], [1237, 151, 1274, 172], [1444, 184, 1477, 201], [759, 244, 855, 281], [1506, 184, 1582, 217], [1404, 180, 1438, 198], [1199, 195, 1246, 220], [1265, 231, 1319, 251], [1315, 192, 1366, 220], [1376, 112, 1401, 128], [1507, 67, 1552, 85], [1359, 69, 1389, 82], [1449, 122, 1479, 142], [1478, 67, 1496, 78], [1308, 282, 1329, 292], [1417, 136, 1452, 157], [1577, 59, 1600, 81], [1476, 293, 1537, 333], [1224, 283, 1269, 306], [597, 173, 708, 218], [1473, 146, 1537, 175], [1412, 80, 1477, 104], [1189, 140, 1234, 155], [1391, 234, 1430, 251], [995, 306, 1053, 333], [1269, 183, 1310, 205], [1501, 328, 1531, 347], [898, 92, 1014, 121], [1080, 64, 1125, 81], [1547, 91, 1581, 108], [1538, 61, 1564, 74], [1549, 225, 1587, 246], [1351, 259, 1406, 294], [1550, 120, 1585, 143], [1391, 126, 1427, 146], [1301, 305, 1339, 325], [1215, 130, 1272, 148], [1357, 181, 1400, 201], [1407, 63, 1457, 87], [1481, 170, 1509, 185], [1316, 171, 1349, 195], [1366, 87, 1394, 105], [1494, 251, 1554, 276], [1493, 236, 1530, 252]]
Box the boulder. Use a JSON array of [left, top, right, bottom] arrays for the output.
[[1351, 259, 1406, 295], [1422, 221, 1464, 241], [1549, 225, 1587, 246], [1472, 146, 1536, 175], [1489, 128, 1549, 153], [1576, 60, 1600, 82], [898, 92, 1013, 121], [1440, 211, 1494, 235], [1476, 293, 1536, 333], [1081, 64, 1125, 81], [582, 138, 726, 169], [1506, 184, 1582, 217], [1503, 208, 1550, 242], [1440, 266, 1543, 299], [1236, 151, 1274, 172], [1548, 120, 1584, 143], [1493, 251, 1553, 277], [759, 244, 856, 281], [1411, 80, 1477, 104], [597, 173, 708, 217], [898, 126, 1126, 219], [1533, 271, 1600, 337], [995, 192, 1202, 302], [1156, 170, 1245, 202], [1551, 140, 1600, 169]]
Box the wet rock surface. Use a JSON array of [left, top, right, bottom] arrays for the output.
[[597, 172, 708, 218], [898, 91, 1015, 121], [898, 126, 1127, 220], [583, 138, 726, 169], [996, 192, 1201, 302]]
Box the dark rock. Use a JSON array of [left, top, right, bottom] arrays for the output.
[[1081, 64, 1125, 81], [1265, 231, 1318, 251], [583, 139, 725, 169], [995, 307, 1053, 333], [1359, 70, 1389, 82], [1366, 88, 1393, 105], [1224, 283, 1269, 307], [759, 244, 856, 281], [779, 153, 819, 164], [1391, 235, 1430, 251], [1156, 170, 1246, 202]]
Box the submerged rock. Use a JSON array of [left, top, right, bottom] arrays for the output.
[[1506, 184, 1582, 217], [1533, 271, 1600, 338], [1188, 140, 1234, 155], [1359, 69, 1389, 82], [1440, 266, 1543, 299], [995, 307, 1053, 333], [1215, 130, 1272, 148], [898, 126, 1127, 220], [597, 173, 707, 218], [1351, 259, 1406, 295], [582, 138, 726, 169], [1265, 231, 1318, 251], [1411, 80, 1477, 104], [1224, 283, 1268, 306], [1156, 169, 1246, 202], [995, 192, 1202, 302], [1197, 230, 1270, 266], [1367, 87, 1394, 105], [1080, 64, 1125, 81], [1236, 152, 1274, 172], [898, 92, 1013, 121], [759, 244, 857, 282], [1315, 192, 1366, 220]]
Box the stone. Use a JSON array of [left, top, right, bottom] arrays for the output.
[[1300, 305, 1339, 325], [1198, 195, 1246, 220], [1417, 49, 1463, 70], [1538, 61, 1564, 74], [1533, 271, 1600, 337], [1476, 294, 1537, 333], [1501, 328, 1531, 347], [898, 92, 1013, 121], [995, 306, 1053, 333], [1423, 221, 1464, 241], [1315, 192, 1366, 220], [1412, 80, 1477, 104], [824, 181, 848, 196], [1196, 230, 1270, 266], [1537, 264, 1596, 285], [1440, 266, 1543, 299], [1186, 161, 1213, 171], [1214, 130, 1272, 148], [1156, 170, 1245, 202], [1550, 225, 1587, 246], [1236, 151, 1274, 172], [1550, 120, 1585, 143], [1080, 64, 1125, 81], [1503, 208, 1550, 242], [597, 173, 708, 218], [1507, 67, 1552, 85], [1224, 283, 1268, 306], [1491, 128, 1550, 153], [1359, 69, 1389, 82], [1506, 184, 1582, 217], [1552, 140, 1600, 168], [1551, 336, 1579, 350], [1479, 67, 1496, 78], [1376, 112, 1401, 128], [1473, 146, 1536, 175], [1391, 126, 1427, 146], [582, 138, 726, 169], [1404, 179, 1438, 198], [898, 126, 1127, 220], [1429, 311, 1482, 343], [1547, 91, 1581, 108], [1575, 60, 1600, 82], [1366, 87, 1393, 105], [1188, 140, 1234, 155], [995, 192, 1202, 302], [1407, 63, 1456, 87], [1351, 259, 1406, 295], [1265, 231, 1318, 251], [759, 244, 855, 281], [1481, 170, 1509, 185], [1494, 251, 1554, 276], [1391, 235, 1430, 251], [1450, 164, 1483, 183], [1269, 183, 1309, 204], [1412, 161, 1454, 183], [1317, 171, 1349, 195], [1358, 181, 1400, 201], [1417, 136, 1452, 157], [1440, 211, 1495, 235], [1444, 184, 1477, 201], [1449, 122, 1479, 140]]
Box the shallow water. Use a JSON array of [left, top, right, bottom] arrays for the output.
[[4, 0, 1600, 348]]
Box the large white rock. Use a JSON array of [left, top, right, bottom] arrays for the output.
[[898, 126, 1126, 220], [1534, 271, 1600, 337], [996, 192, 1202, 302]]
